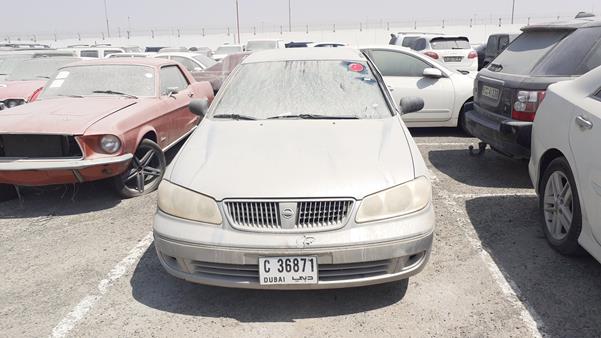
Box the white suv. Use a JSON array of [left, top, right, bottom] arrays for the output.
[[392, 34, 478, 73]]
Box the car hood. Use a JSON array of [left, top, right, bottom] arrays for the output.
[[0, 80, 46, 100], [0, 97, 137, 135], [168, 117, 416, 200]]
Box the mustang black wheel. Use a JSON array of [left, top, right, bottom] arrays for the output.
[[112, 139, 166, 198]]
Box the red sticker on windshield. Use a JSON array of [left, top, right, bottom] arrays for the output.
[[348, 63, 365, 72]]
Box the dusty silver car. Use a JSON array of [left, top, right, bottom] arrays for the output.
[[153, 48, 435, 289]]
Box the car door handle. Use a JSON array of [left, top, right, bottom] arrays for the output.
[[576, 115, 593, 130]]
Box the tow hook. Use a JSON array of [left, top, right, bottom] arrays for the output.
[[469, 142, 487, 156]]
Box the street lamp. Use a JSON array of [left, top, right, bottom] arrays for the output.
[[511, 0, 516, 24], [288, 0, 292, 32], [235, 0, 241, 44], [104, 0, 111, 38]]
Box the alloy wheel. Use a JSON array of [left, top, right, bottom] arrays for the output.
[[121, 145, 163, 193], [543, 171, 574, 241]]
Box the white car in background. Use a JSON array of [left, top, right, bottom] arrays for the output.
[[245, 39, 285, 52], [362, 46, 474, 129], [392, 34, 478, 73], [153, 52, 217, 72], [529, 65, 601, 263], [213, 45, 244, 61]]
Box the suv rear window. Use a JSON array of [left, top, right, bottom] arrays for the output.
[[401, 37, 419, 48], [488, 30, 569, 75], [532, 27, 601, 76], [430, 37, 470, 50]]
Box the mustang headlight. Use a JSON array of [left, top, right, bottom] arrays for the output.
[[158, 180, 223, 225], [356, 176, 431, 223], [100, 135, 121, 154]]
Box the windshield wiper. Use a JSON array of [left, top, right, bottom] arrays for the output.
[[267, 114, 359, 120], [36, 75, 50, 79], [57, 94, 84, 98], [212, 113, 257, 120], [92, 90, 138, 99]]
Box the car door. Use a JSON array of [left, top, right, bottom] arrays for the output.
[[365, 49, 454, 123], [159, 65, 197, 144], [569, 89, 601, 243]]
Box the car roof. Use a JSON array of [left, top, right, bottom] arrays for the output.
[[523, 17, 601, 31], [154, 52, 203, 57], [243, 47, 365, 63], [246, 39, 283, 42], [61, 57, 174, 68]]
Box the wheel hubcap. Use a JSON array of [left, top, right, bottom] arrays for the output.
[[543, 171, 573, 241], [122, 147, 163, 193]]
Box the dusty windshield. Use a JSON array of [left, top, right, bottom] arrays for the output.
[[246, 41, 278, 51], [212, 60, 392, 120], [40, 65, 156, 99], [216, 46, 242, 54], [6, 58, 78, 81], [0, 54, 29, 75]]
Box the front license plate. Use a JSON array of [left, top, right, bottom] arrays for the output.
[[259, 256, 318, 285], [481, 85, 501, 101], [444, 56, 463, 62]]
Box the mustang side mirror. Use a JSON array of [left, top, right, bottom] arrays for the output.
[[189, 98, 209, 118], [400, 97, 425, 115], [423, 68, 443, 78]]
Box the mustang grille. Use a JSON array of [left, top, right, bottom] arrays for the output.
[[0, 134, 83, 159], [225, 200, 353, 232]]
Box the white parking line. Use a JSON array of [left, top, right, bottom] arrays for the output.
[[50, 232, 154, 338], [453, 192, 537, 199], [437, 188, 545, 337]]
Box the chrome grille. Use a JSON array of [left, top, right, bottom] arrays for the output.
[[226, 201, 281, 229], [225, 200, 354, 232]]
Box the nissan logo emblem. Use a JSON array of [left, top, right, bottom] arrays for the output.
[[282, 208, 294, 219]]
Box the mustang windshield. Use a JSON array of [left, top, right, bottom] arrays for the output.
[[40, 65, 156, 98], [212, 60, 392, 120]]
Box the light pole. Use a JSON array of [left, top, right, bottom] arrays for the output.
[[104, 0, 111, 38], [511, 0, 516, 24], [288, 0, 292, 32], [235, 0, 241, 44]]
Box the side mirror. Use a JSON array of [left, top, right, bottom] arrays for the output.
[[422, 68, 443, 78], [400, 97, 425, 115], [193, 67, 203, 72], [166, 87, 179, 96], [189, 98, 209, 118]]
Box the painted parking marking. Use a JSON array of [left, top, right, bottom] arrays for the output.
[[436, 188, 545, 337], [415, 142, 475, 146], [50, 232, 154, 338]]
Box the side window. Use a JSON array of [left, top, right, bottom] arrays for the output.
[[159, 66, 189, 95], [171, 56, 198, 72], [104, 50, 122, 57], [413, 38, 427, 51], [582, 41, 601, 74], [369, 50, 431, 77], [80, 50, 99, 58], [401, 37, 419, 48], [498, 36, 510, 52], [486, 36, 499, 56]]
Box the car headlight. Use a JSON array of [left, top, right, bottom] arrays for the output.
[[158, 180, 223, 225], [356, 176, 431, 223], [5, 99, 25, 108], [100, 135, 121, 154]]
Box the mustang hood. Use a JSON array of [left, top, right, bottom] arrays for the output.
[[0, 80, 46, 100], [0, 97, 137, 135], [169, 118, 416, 200]]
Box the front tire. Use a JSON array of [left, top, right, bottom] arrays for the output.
[[458, 101, 472, 136], [539, 157, 584, 255], [112, 139, 166, 198]]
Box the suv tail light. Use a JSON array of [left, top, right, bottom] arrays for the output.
[[511, 90, 546, 122], [423, 51, 439, 59], [468, 51, 478, 59], [27, 87, 43, 103]]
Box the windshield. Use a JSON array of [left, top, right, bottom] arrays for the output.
[[246, 41, 278, 51], [40, 65, 156, 99], [216, 46, 242, 54], [430, 37, 471, 50], [0, 54, 30, 75], [6, 58, 78, 81], [193, 54, 217, 67], [212, 60, 391, 120]]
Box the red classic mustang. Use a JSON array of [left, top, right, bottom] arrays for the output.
[[0, 58, 213, 197]]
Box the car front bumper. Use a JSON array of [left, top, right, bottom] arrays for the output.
[[0, 154, 133, 186], [153, 204, 435, 290], [465, 107, 532, 159]]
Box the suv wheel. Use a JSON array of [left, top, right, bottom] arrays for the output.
[[112, 139, 166, 198], [540, 157, 584, 255]]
